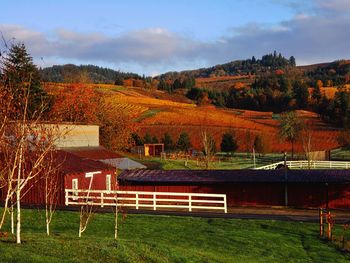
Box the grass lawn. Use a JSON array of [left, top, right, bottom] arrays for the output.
[[331, 148, 350, 160], [0, 209, 349, 262], [129, 153, 287, 170]]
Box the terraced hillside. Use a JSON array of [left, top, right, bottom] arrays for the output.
[[44, 83, 342, 153]]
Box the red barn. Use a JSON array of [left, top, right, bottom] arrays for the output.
[[119, 169, 350, 209], [0, 150, 116, 208]]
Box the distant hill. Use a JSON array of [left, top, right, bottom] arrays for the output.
[[157, 52, 296, 80], [40, 64, 141, 84]]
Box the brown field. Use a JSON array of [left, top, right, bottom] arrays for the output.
[[44, 82, 342, 153]]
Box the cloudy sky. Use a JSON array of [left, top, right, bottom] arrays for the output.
[[0, 0, 349, 75]]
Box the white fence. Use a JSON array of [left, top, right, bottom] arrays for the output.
[[255, 160, 350, 170], [65, 189, 227, 213]]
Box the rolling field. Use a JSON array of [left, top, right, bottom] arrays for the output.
[[0, 209, 349, 262], [44, 82, 342, 153]]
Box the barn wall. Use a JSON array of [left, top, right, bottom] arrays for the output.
[[65, 170, 117, 191], [19, 172, 66, 207], [119, 182, 350, 209]]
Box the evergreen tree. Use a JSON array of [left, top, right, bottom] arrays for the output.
[[172, 78, 182, 90], [115, 76, 124, 85], [312, 80, 322, 105], [220, 132, 238, 153], [151, 136, 159, 143], [177, 132, 192, 152], [143, 132, 153, 144], [3, 43, 50, 118], [292, 80, 309, 109], [289, 56, 296, 67], [131, 133, 143, 146], [161, 132, 175, 150]]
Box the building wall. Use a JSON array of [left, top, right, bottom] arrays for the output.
[[65, 170, 117, 191], [119, 182, 350, 209], [41, 124, 100, 148]]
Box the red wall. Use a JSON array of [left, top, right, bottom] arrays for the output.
[[65, 170, 117, 191], [119, 182, 350, 209]]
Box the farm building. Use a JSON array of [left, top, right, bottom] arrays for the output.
[[119, 169, 350, 209], [0, 150, 117, 208], [132, 144, 164, 157], [63, 146, 146, 170]]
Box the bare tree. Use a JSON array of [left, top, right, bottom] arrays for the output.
[[301, 121, 314, 169], [78, 172, 99, 238], [42, 151, 63, 236], [201, 129, 216, 169], [0, 42, 59, 243]]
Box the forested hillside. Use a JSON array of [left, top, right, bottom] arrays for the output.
[[40, 64, 141, 84]]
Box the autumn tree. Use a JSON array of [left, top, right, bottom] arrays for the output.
[[0, 43, 61, 244], [49, 84, 98, 123], [279, 111, 304, 159], [254, 134, 271, 156], [97, 99, 137, 151]]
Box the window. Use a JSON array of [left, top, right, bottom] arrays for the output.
[[106, 174, 111, 191], [72, 178, 78, 200]]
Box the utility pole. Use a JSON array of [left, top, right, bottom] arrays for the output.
[[284, 152, 288, 207]]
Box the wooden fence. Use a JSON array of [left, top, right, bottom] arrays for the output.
[[255, 160, 350, 170], [65, 189, 227, 213]]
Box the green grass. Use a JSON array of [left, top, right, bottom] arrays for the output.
[[132, 153, 288, 170], [0, 209, 349, 262], [134, 109, 163, 122], [331, 148, 350, 160]]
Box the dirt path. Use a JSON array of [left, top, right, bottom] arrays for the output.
[[128, 207, 350, 223]]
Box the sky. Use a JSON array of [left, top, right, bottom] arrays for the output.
[[0, 0, 349, 76]]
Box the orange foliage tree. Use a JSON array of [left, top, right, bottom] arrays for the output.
[[49, 84, 98, 123]]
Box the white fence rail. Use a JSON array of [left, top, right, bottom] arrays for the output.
[[255, 160, 350, 170], [65, 189, 227, 213]]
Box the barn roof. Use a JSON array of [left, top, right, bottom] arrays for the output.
[[62, 146, 122, 160], [119, 169, 350, 184], [54, 150, 114, 174], [100, 158, 146, 170]]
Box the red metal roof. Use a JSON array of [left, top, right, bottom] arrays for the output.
[[62, 146, 122, 160], [119, 169, 350, 184], [54, 150, 114, 175]]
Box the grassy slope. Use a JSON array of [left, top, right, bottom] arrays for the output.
[[0, 209, 349, 262]]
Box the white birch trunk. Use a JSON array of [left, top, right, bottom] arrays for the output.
[[10, 204, 14, 235], [16, 189, 21, 244]]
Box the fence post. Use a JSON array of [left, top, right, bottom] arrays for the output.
[[327, 211, 332, 240], [101, 192, 104, 207], [319, 208, 324, 237], [189, 195, 192, 212], [153, 193, 156, 211], [136, 193, 139, 210], [65, 190, 68, 206], [224, 195, 227, 213]]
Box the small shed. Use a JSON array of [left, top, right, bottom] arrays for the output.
[[144, 144, 164, 156]]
